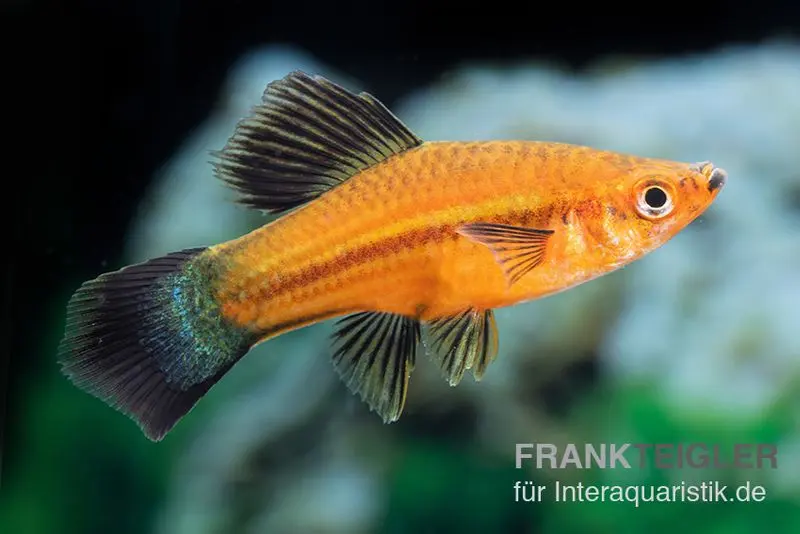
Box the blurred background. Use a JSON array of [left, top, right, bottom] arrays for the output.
[[4, 1, 800, 533]]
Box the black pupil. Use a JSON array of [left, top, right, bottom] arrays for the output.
[[644, 187, 667, 209]]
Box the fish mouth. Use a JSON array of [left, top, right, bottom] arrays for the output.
[[707, 167, 727, 192], [689, 161, 727, 193]]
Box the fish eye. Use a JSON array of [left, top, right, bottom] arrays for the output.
[[645, 187, 667, 209], [635, 183, 674, 219]]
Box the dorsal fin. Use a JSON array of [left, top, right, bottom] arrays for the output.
[[212, 71, 424, 213]]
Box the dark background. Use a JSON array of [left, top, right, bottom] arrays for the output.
[[3, 0, 799, 505]]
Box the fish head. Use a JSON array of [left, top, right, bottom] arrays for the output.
[[602, 159, 726, 257]]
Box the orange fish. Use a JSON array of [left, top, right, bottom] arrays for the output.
[[59, 71, 726, 440]]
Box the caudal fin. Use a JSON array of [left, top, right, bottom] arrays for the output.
[[58, 248, 254, 441]]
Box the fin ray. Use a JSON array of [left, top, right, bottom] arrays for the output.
[[272, 83, 384, 162]]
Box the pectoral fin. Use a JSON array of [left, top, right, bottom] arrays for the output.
[[425, 308, 499, 386], [457, 222, 554, 286], [330, 311, 421, 422]]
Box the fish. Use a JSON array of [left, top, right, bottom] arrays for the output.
[[58, 71, 727, 441]]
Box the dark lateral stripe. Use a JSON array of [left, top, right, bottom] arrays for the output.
[[253, 207, 551, 302], [264, 225, 449, 301]]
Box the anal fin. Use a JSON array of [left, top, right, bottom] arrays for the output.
[[425, 308, 499, 386], [331, 311, 421, 422]]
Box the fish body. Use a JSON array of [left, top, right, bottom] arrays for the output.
[[214, 140, 712, 331], [59, 72, 726, 440]]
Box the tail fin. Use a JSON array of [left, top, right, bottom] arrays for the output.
[[58, 248, 254, 441]]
